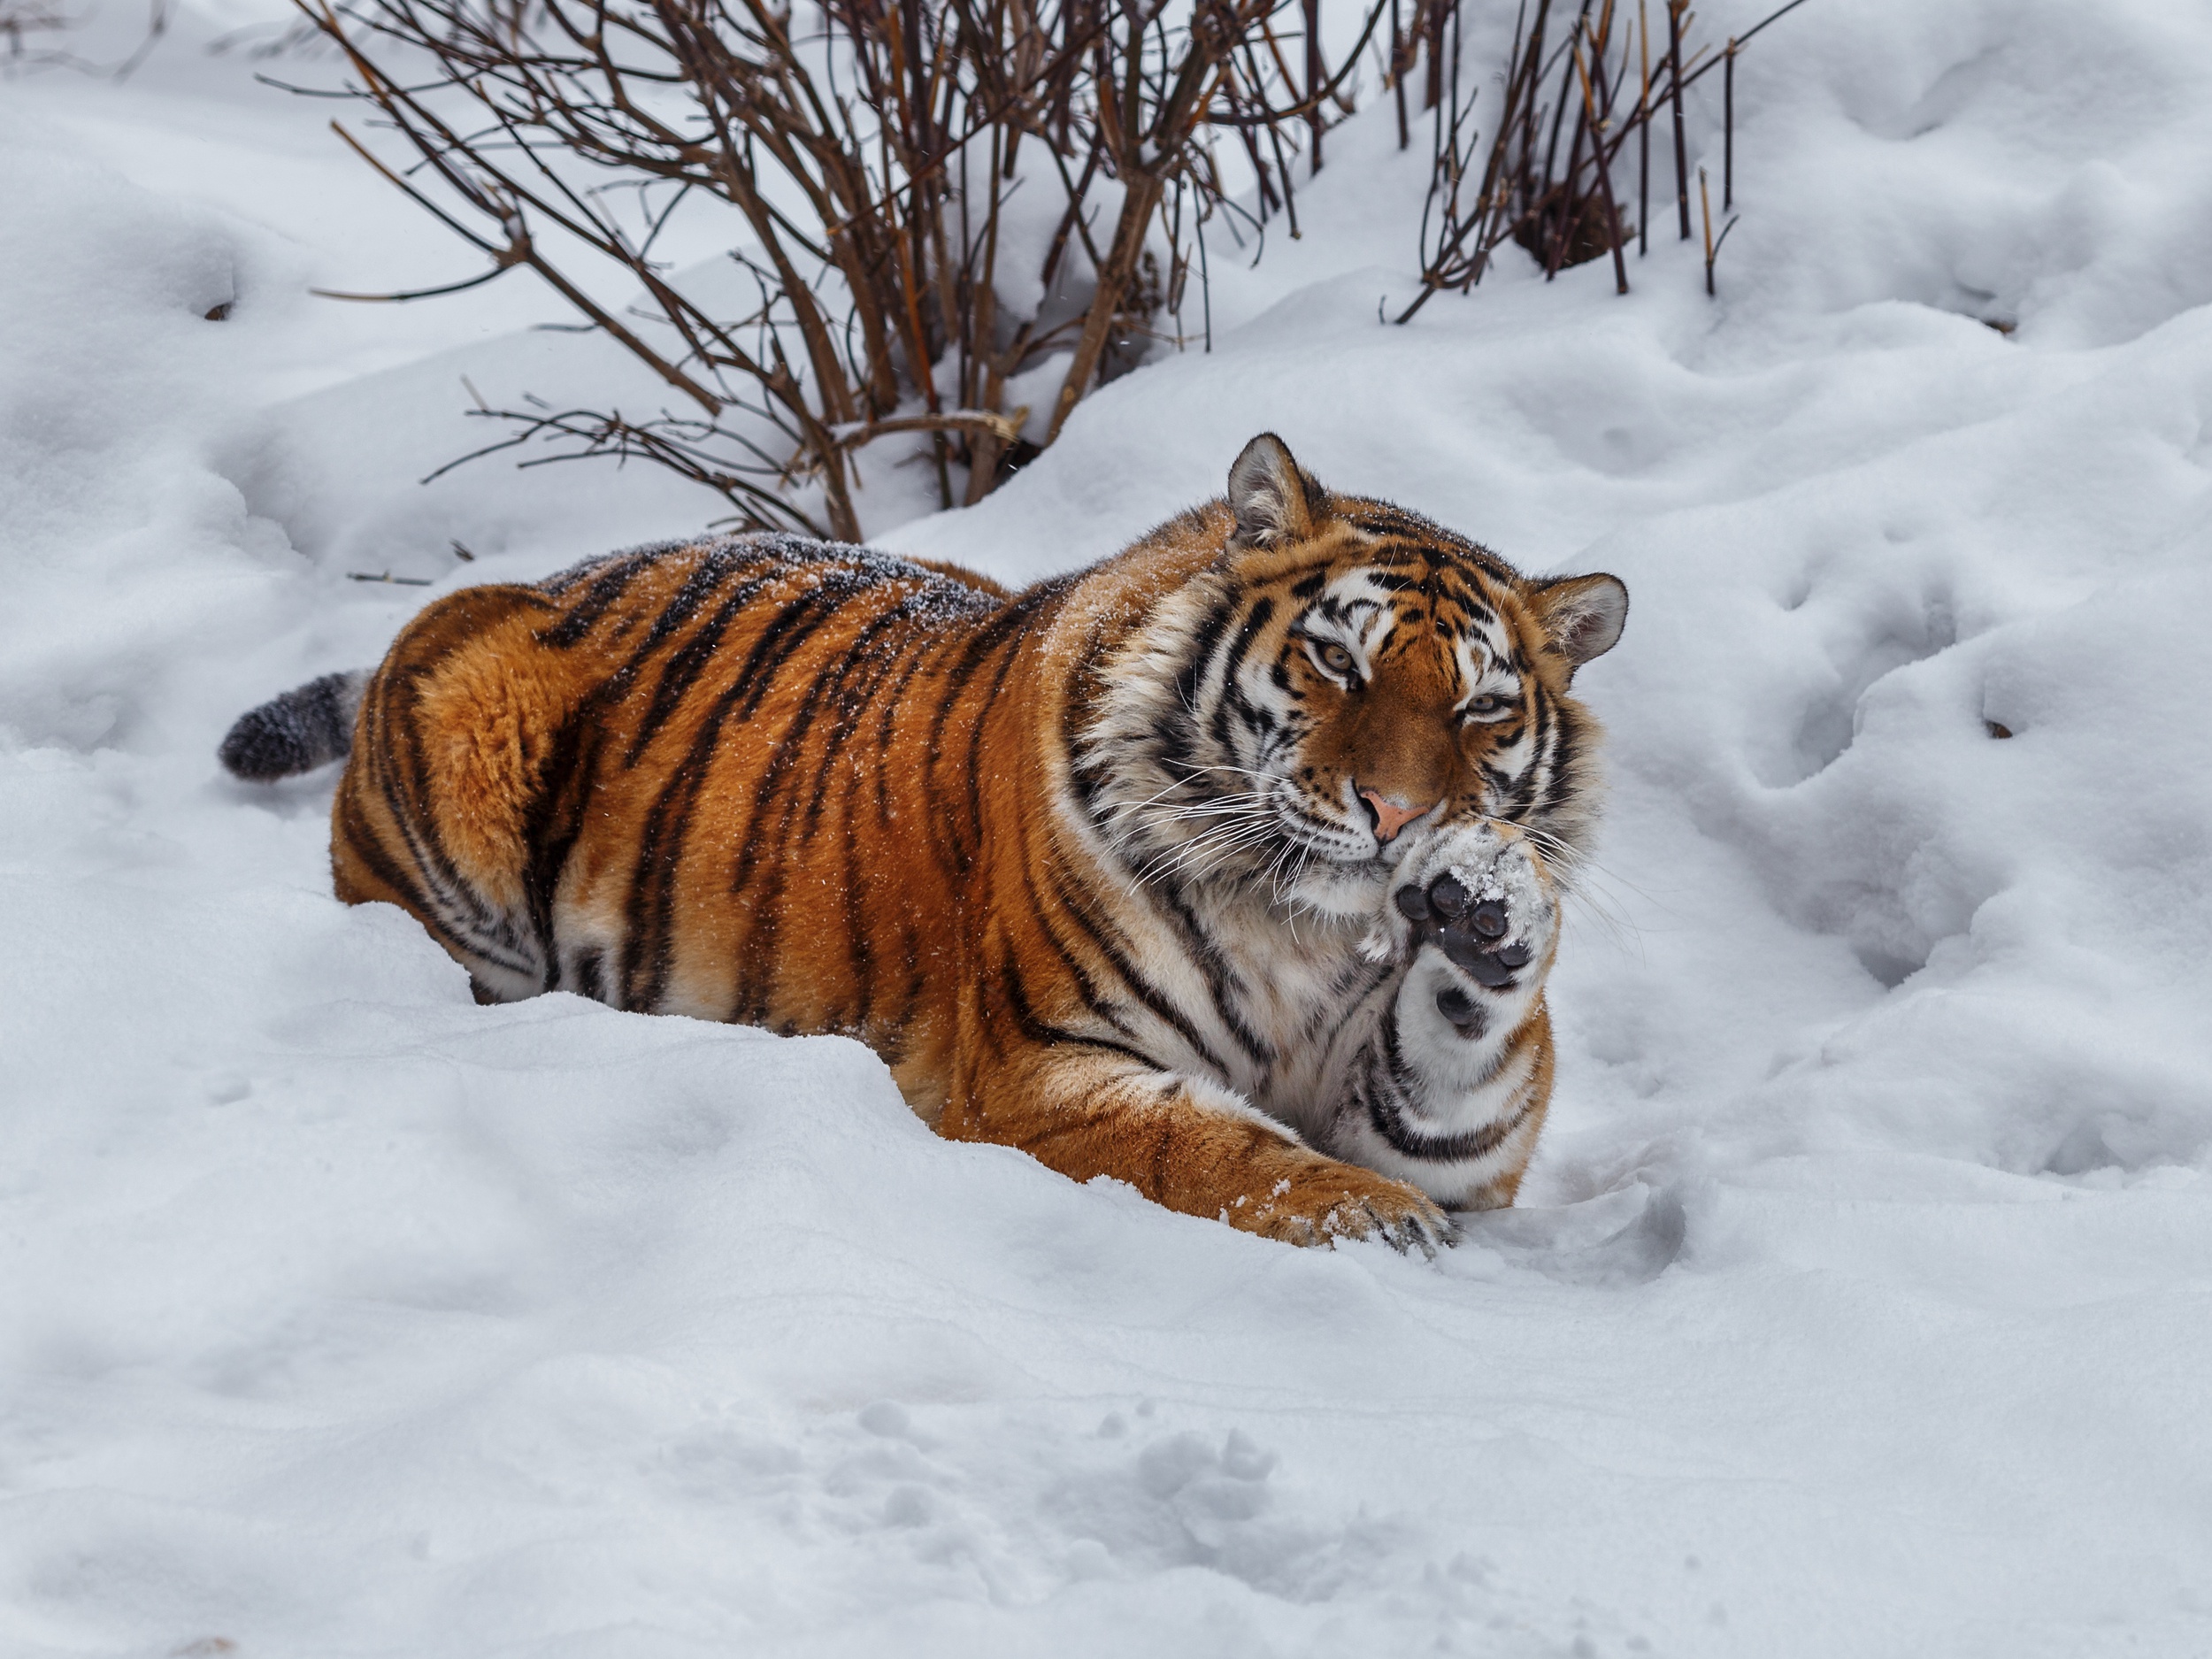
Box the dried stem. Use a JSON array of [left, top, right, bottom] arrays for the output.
[[1667, 0, 1686, 240], [1636, 0, 1648, 256], [1699, 161, 1739, 296], [1724, 35, 1734, 210], [1699, 161, 1713, 292], [1571, 27, 1626, 296]]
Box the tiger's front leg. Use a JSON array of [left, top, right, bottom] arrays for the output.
[[1321, 822, 1564, 1210], [941, 1045, 1455, 1253]]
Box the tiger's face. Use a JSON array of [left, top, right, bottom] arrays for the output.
[[1083, 435, 1626, 920]]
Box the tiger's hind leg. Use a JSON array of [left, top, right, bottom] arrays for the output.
[[331, 583, 590, 1002]]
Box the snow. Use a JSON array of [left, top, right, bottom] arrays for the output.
[[5, 0, 2212, 1652]]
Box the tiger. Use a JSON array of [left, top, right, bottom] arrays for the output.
[[220, 434, 1626, 1250]]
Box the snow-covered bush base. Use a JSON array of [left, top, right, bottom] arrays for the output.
[[4, 0, 2210, 1653]]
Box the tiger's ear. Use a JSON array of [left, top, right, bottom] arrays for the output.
[[1226, 433, 1329, 549], [1528, 573, 1629, 672]]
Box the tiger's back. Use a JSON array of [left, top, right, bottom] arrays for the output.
[[334, 533, 1055, 1115]]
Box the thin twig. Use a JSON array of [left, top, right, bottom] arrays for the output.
[[1723, 35, 1734, 210], [1668, 0, 1686, 240]]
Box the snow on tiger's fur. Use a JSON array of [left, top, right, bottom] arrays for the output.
[[221, 434, 1626, 1249]]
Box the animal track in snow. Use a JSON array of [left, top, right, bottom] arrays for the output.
[[1764, 583, 1958, 786]]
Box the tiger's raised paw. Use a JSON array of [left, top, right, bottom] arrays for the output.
[[1385, 826, 1560, 1045]]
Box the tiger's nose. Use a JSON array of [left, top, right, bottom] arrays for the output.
[[1357, 787, 1435, 844]]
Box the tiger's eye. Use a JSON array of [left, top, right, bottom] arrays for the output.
[[1321, 644, 1354, 674]]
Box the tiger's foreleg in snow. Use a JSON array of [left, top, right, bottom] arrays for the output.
[[941, 1038, 1456, 1251], [1316, 820, 1563, 1211]]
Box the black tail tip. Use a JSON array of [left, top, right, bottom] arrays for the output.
[[218, 670, 368, 781], [218, 703, 320, 781]]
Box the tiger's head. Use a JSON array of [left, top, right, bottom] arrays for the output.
[[1079, 434, 1627, 918]]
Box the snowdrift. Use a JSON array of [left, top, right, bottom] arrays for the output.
[[4, 0, 2210, 1652]]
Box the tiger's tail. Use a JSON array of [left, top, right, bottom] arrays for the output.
[[218, 669, 373, 781]]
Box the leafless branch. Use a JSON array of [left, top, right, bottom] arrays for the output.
[[1394, 0, 1807, 323], [300, 0, 1390, 532]]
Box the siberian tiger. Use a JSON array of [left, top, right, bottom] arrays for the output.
[[221, 435, 1626, 1250]]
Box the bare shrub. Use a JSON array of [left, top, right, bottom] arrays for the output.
[[1393, 0, 1808, 321], [296, 0, 1387, 535]]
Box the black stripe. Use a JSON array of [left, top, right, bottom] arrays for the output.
[[335, 772, 441, 941], [731, 565, 885, 724], [1207, 596, 1274, 755], [956, 628, 1029, 876], [921, 582, 1064, 872], [361, 687, 537, 981], [520, 709, 592, 978], [1537, 699, 1583, 826], [839, 773, 879, 1039], [793, 592, 921, 839], [1011, 837, 1144, 1048], [999, 949, 1156, 1070], [1140, 874, 1277, 1067], [726, 579, 897, 1021], [541, 550, 656, 648], [870, 643, 940, 832], [623, 571, 878, 1010], [384, 652, 529, 957], [1048, 864, 1233, 1077], [625, 565, 782, 766], [1362, 1016, 1537, 1162], [572, 948, 606, 1004], [1174, 595, 1237, 716]]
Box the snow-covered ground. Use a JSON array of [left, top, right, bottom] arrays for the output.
[[5, 1, 2212, 1652]]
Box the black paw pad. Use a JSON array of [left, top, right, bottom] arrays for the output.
[[1394, 870, 1534, 995], [1435, 985, 1487, 1037]]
